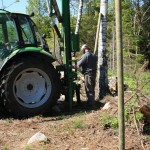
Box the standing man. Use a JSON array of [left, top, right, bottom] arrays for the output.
[[77, 44, 97, 107]]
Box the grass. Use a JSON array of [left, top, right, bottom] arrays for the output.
[[124, 72, 137, 90], [58, 117, 87, 133], [6, 118, 14, 123], [108, 69, 150, 95], [55, 111, 86, 121], [1, 146, 9, 150], [53, 119, 75, 134], [25, 145, 31, 150], [74, 111, 86, 116], [146, 135, 150, 139], [73, 118, 86, 129], [124, 71, 150, 95], [25, 145, 48, 150], [110, 117, 118, 129], [135, 112, 144, 122], [139, 71, 150, 95], [100, 112, 118, 129], [56, 115, 65, 120]]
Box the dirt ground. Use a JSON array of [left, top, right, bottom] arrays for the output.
[[0, 92, 150, 150]]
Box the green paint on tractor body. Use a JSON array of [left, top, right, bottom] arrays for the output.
[[0, 9, 55, 70]]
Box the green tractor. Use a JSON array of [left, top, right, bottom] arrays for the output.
[[0, 0, 80, 117], [0, 9, 61, 117]]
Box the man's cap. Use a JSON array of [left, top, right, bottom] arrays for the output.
[[81, 44, 88, 50]]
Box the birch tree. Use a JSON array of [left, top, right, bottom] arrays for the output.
[[75, 0, 83, 35], [97, 0, 108, 99]]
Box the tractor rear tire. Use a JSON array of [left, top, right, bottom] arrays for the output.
[[1, 57, 60, 117]]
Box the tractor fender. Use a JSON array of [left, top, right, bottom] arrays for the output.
[[0, 48, 56, 72]]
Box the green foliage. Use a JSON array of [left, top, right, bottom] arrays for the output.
[[100, 113, 118, 129], [124, 108, 130, 122], [124, 72, 136, 90], [1, 146, 9, 150], [6, 118, 14, 123], [80, 15, 97, 49], [100, 113, 110, 127], [70, 0, 100, 49], [146, 135, 150, 139], [73, 111, 85, 117], [26, 0, 52, 37], [124, 98, 137, 123], [108, 0, 150, 72], [73, 119, 85, 129], [111, 117, 119, 129], [25, 145, 31, 150], [123, 70, 150, 95], [139, 71, 150, 95], [135, 112, 144, 122], [63, 123, 74, 134], [56, 115, 65, 120], [136, 54, 145, 64], [109, 68, 150, 96]]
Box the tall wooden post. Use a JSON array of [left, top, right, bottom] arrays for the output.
[[115, 0, 125, 149]]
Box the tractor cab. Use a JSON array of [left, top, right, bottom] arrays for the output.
[[0, 9, 47, 57]]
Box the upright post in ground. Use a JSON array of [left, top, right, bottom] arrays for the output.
[[115, 0, 125, 149], [94, 12, 101, 55], [61, 0, 73, 110]]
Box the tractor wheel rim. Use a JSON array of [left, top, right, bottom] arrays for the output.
[[13, 68, 52, 108]]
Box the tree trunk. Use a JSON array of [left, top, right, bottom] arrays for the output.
[[97, 0, 108, 99], [75, 0, 83, 35]]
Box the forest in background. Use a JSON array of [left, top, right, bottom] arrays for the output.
[[26, 0, 150, 72]]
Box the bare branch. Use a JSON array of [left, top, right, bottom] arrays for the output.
[[141, 6, 150, 22], [143, 16, 150, 23]]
